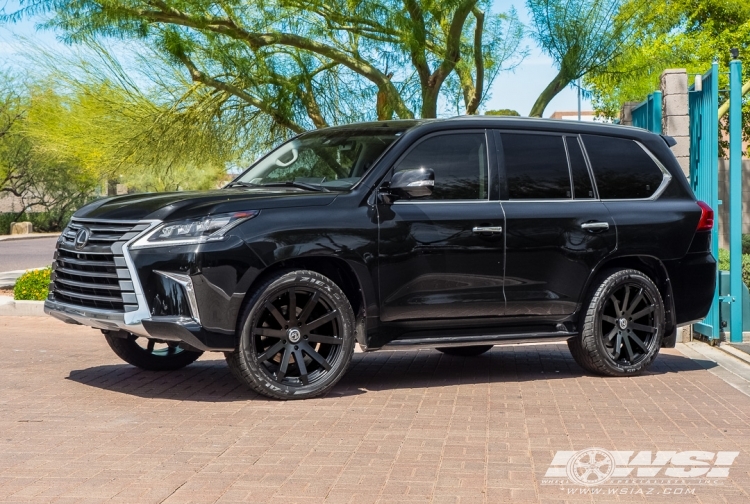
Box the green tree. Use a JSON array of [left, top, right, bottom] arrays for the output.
[[526, 0, 644, 117], [6, 0, 526, 133], [484, 108, 520, 116], [584, 0, 750, 150]]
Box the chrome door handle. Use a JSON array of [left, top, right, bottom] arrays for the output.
[[472, 226, 503, 234], [581, 222, 610, 231]]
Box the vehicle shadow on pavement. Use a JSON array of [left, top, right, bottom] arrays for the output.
[[65, 346, 715, 402]]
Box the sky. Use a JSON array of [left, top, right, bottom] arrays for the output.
[[0, 0, 592, 118]]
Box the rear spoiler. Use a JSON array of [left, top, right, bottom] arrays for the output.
[[661, 134, 677, 147]]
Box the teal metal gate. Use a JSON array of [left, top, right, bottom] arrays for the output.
[[632, 91, 663, 133], [690, 64, 720, 339]]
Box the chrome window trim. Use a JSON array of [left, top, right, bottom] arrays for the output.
[[393, 199, 500, 205]]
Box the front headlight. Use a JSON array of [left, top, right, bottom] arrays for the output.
[[131, 211, 259, 249]]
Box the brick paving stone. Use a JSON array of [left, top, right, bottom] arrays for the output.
[[3, 316, 750, 502]]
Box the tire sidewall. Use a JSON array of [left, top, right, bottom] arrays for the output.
[[588, 270, 664, 375], [237, 270, 355, 399]]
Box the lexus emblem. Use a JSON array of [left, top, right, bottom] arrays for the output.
[[74, 227, 91, 250]]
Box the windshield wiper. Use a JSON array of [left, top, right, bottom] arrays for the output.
[[262, 181, 330, 192], [225, 181, 260, 189]]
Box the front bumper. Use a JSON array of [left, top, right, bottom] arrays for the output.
[[45, 300, 236, 352]]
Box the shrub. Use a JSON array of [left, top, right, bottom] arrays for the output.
[[717, 249, 750, 286], [13, 267, 51, 301]]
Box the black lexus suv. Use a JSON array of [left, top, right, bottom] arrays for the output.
[[45, 116, 716, 399]]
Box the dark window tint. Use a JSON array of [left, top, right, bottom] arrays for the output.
[[395, 133, 487, 200], [501, 133, 570, 199], [565, 136, 595, 199], [582, 135, 664, 199]]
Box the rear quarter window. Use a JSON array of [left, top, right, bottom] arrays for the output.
[[581, 135, 665, 199]]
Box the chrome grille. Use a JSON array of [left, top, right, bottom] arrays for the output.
[[51, 218, 148, 312]]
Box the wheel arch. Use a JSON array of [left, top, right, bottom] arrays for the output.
[[585, 255, 677, 347], [236, 255, 368, 337]]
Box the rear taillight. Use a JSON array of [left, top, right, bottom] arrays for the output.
[[696, 201, 714, 231]]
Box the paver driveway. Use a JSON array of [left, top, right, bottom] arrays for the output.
[[1, 316, 750, 503]]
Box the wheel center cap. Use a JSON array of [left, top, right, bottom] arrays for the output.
[[287, 328, 301, 343], [618, 318, 628, 330]]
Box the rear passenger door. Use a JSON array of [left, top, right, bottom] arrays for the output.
[[497, 131, 617, 318]]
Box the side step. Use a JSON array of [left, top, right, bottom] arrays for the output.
[[379, 331, 577, 351]]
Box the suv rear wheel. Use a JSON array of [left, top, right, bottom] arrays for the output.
[[104, 332, 203, 371], [568, 268, 664, 376], [437, 345, 494, 356], [226, 270, 355, 400]]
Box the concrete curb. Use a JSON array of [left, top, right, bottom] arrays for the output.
[[0, 297, 47, 316], [0, 233, 60, 242]]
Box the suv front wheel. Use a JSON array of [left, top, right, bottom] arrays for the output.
[[568, 268, 665, 376], [226, 270, 355, 400]]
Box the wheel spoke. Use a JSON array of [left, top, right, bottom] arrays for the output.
[[293, 347, 309, 385], [602, 315, 617, 324], [612, 333, 623, 359], [258, 340, 285, 363], [254, 327, 286, 338], [147, 339, 155, 353], [610, 295, 622, 317], [307, 334, 343, 345], [630, 322, 655, 333], [630, 305, 655, 321], [628, 332, 649, 352], [621, 286, 631, 315], [266, 302, 287, 328], [288, 289, 298, 326], [298, 291, 320, 324], [305, 310, 338, 331], [622, 333, 635, 361], [300, 341, 332, 371], [626, 289, 645, 315], [276, 347, 292, 380], [604, 326, 618, 342]]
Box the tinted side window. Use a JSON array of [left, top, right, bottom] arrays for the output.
[[581, 135, 664, 199], [565, 136, 595, 199], [501, 133, 571, 199], [394, 133, 488, 200]]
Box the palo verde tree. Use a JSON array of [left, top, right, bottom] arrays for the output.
[[5, 0, 525, 134], [526, 0, 644, 117]]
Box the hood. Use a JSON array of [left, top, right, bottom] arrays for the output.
[[74, 188, 338, 222]]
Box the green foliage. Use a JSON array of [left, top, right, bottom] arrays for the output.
[[13, 267, 51, 301], [586, 0, 750, 142], [4, 0, 526, 127], [485, 109, 520, 116], [718, 248, 750, 287]]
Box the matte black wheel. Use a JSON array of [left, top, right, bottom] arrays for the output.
[[568, 269, 664, 376], [226, 270, 355, 400], [436, 345, 493, 356], [104, 332, 203, 371]]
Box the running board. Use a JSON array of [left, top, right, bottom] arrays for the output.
[[379, 331, 577, 351]]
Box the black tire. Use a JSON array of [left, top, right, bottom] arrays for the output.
[[568, 268, 664, 376], [225, 270, 355, 400], [436, 345, 494, 356], [104, 332, 203, 371]]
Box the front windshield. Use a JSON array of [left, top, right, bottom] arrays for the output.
[[233, 128, 405, 191]]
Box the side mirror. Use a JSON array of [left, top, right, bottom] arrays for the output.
[[385, 168, 435, 201]]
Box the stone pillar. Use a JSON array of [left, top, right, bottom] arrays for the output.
[[660, 69, 690, 177], [619, 101, 640, 126]]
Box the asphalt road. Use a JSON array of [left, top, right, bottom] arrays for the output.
[[0, 237, 58, 272]]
